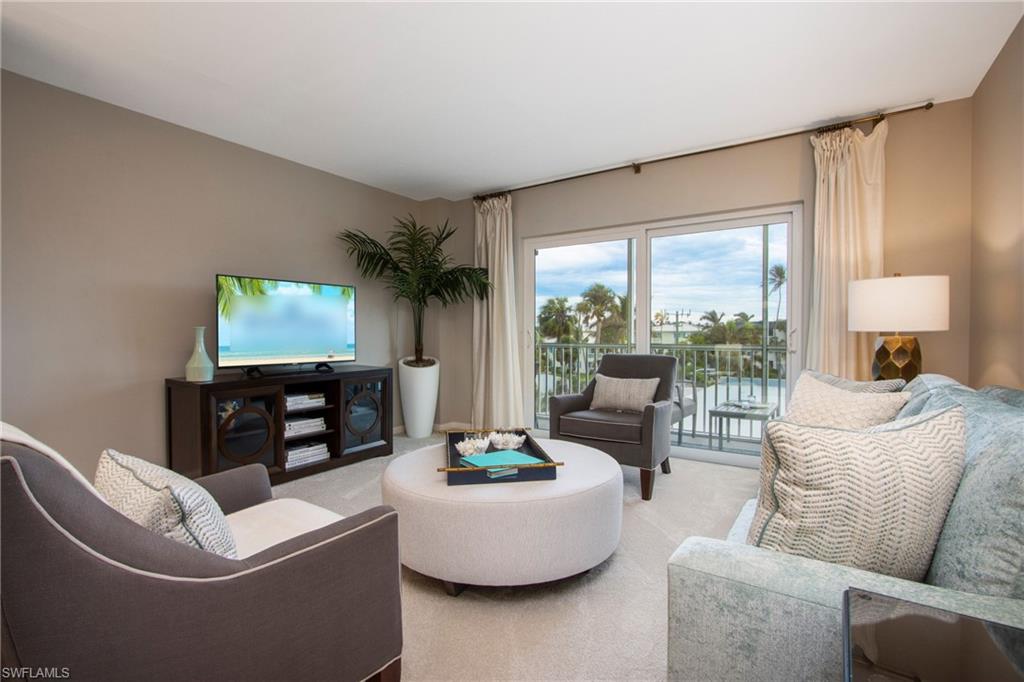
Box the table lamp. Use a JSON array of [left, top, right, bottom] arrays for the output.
[[848, 274, 949, 381]]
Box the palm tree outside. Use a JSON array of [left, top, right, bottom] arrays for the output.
[[700, 309, 725, 328], [575, 283, 620, 344], [768, 263, 787, 324], [537, 296, 578, 342]]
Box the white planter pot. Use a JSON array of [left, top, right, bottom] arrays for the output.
[[398, 356, 440, 438]]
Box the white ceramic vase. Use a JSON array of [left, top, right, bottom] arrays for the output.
[[398, 356, 439, 438], [185, 326, 214, 382]]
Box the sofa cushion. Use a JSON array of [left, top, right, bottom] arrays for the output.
[[979, 385, 1024, 409], [785, 373, 909, 429], [806, 370, 906, 393], [590, 374, 660, 413], [560, 409, 643, 444], [748, 408, 965, 581], [910, 384, 1024, 598], [226, 498, 344, 559], [95, 449, 238, 558], [897, 373, 962, 418]]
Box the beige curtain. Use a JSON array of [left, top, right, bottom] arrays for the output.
[[806, 120, 888, 379], [472, 195, 525, 427]]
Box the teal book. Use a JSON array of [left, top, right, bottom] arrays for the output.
[[459, 450, 543, 468]]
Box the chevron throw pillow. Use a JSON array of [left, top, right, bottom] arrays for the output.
[[95, 449, 238, 558], [785, 373, 909, 429], [747, 407, 966, 580]]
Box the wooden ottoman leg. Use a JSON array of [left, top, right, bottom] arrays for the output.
[[661, 458, 672, 474], [442, 580, 467, 597]]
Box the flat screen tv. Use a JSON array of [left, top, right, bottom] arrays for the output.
[[216, 274, 355, 368]]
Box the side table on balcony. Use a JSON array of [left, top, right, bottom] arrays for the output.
[[707, 402, 778, 450]]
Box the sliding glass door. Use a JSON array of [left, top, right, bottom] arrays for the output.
[[522, 207, 802, 460], [649, 218, 792, 454], [531, 238, 636, 433]]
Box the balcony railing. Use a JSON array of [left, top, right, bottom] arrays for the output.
[[534, 342, 789, 452]]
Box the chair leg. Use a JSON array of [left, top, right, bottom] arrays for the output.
[[369, 658, 401, 682], [676, 422, 682, 446], [640, 468, 655, 500], [661, 458, 672, 474]]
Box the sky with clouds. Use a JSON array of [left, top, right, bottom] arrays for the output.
[[535, 223, 788, 323]]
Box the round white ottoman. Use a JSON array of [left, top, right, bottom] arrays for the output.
[[381, 438, 623, 590]]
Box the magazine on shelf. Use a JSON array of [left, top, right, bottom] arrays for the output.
[[285, 393, 326, 410], [285, 453, 329, 471], [285, 417, 326, 435], [287, 442, 328, 457]]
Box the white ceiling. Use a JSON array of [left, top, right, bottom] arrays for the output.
[[3, 2, 1021, 200]]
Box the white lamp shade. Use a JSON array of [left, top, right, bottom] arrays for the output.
[[848, 276, 949, 332]]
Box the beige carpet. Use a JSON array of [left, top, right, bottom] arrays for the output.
[[276, 435, 759, 681]]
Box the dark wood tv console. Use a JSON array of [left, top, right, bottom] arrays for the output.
[[166, 365, 392, 485]]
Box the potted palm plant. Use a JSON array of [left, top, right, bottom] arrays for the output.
[[338, 216, 490, 437]]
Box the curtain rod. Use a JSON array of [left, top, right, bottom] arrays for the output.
[[472, 101, 934, 202]]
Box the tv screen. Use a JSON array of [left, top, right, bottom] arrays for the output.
[[216, 275, 355, 368]]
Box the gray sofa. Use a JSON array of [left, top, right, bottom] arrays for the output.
[[667, 374, 1024, 681], [1, 435, 403, 682]]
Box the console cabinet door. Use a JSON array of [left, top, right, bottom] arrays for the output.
[[209, 386, 284, 474], [341, 377, 388, 455]]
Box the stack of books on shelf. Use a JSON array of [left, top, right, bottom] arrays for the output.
[[285, 416, 326, 438], [285, 392, 326, 412], [285, 442, 330, 471]]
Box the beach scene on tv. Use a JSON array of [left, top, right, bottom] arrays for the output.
[[217, 275, 355, 367]]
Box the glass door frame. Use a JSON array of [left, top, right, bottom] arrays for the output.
[[520, 204, 804, 464]]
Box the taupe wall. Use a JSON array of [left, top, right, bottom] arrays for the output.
[[511, 100, 974, 384], [418, 196, 476, 426], [1, 71, 473, 475], [970, 18, 1023, 388], [885, 99, 973, 383]]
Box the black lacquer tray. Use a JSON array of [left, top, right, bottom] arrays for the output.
[[443, 428, 557, 486]]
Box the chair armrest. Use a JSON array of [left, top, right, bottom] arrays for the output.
[[641, 399, 674, 465], [673, 381, 697, 404], [195, 464, 272, 514], [548, 393, 590, 438], [667, 537, 1024, 681], [217, 506, 403, 680], [45, 506, 400, 680]]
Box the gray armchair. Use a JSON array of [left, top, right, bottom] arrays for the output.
[[549, 354, 678, 500], [674, 380, 697, 444], [1, 438, 402, 682]]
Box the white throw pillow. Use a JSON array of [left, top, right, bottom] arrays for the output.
[[94, 449, 238, 558], [747, 407, 966, 581], [786, 373, 908, 428], [590, 374, 660, 413]]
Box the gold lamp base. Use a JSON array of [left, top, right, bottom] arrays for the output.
[[872, 335, 922, 381]]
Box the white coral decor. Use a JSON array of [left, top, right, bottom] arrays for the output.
[[489, 431, 526, 450], [455, 436, 490, 456]]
